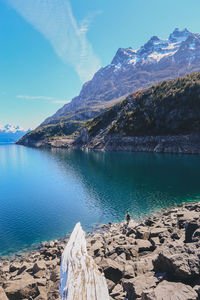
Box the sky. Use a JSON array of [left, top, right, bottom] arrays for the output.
[[0, 0, 200, 130]]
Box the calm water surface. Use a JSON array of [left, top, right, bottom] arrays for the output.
[[0, 144, 200, 256]]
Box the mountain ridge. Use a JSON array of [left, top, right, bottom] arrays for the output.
[[41, 28, 200, 126], [18, 72, 200, 154], [19, 28, 200, 147], [0, 124, 29, 143]]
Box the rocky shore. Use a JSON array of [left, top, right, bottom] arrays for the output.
[[1, 202, 200, 299], [19, 133, 200, 155], [78, 133, 200, 154]]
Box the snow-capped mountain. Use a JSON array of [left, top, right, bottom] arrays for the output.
[[0, 124, 30, 142], [111, 28, 198, 67], [39, 28, 200, 126]]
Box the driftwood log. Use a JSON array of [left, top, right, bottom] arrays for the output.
[[60, 222, 110, 300]]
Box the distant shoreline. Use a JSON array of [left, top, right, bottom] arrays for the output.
[[18, 133, 200, 155]]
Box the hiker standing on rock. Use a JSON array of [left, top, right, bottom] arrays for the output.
[[126, 210, 131, 225]]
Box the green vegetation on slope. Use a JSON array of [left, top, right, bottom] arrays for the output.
[[86, 72, 200, 137], [19, 72, 200, 145], [20, 121, 84, 142]]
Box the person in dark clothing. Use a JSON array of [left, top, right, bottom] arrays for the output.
[[126, 210, 131, 225]]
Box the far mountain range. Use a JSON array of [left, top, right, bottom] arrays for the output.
[[19, 28, 200, 147], [0, 124, 30, 143]]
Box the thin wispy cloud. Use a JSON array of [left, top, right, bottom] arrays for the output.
[[17, 94, 69, 104], [7, 0, 101, 82], [52, 100, 68, 104]]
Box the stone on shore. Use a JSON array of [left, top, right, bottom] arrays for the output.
[[99, 258, 123, 283], [122, 272, 158, 299], [141, 280, 198, 300], [1, 201, 200, 300], [0, 287, 9, 300]]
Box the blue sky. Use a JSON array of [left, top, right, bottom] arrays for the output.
[[0, 0, 200, 129]]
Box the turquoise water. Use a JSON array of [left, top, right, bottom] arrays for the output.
[[0, 144, 200, 256]]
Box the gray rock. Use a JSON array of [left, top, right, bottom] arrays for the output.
[[4, 272, 39, 300], [9, 262, 22, 273], [106, 279, 116, 293], [185, 221, 199, 243], [99, 258, 123, 283], [32, 262, 46, 274], [153, 246, 200, 281], [136, 239, 154, 252], [192, 228, 200, 242], [141, 280, 198, 300], [122, 272, 158, 299], [136, 227, 150, 240], [0, 287, 9, 300], [150, 228, 168, 238], [178, 212, 199, 229]]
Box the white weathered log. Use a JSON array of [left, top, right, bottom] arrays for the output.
[[60, 222, 110, 300]]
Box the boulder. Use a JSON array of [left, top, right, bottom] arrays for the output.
[[153, 247, 200, 281], [192, 228, 200, 242], [178, 212, 199, 229], [193, 285, 200, 298], [110, 284, 124, 298], [150, 237, 160, 247], [106, 279, 116, 293], [136, 226, 150, 240], [50, 269, 59, 282], [144, 218, 155, 227], [89, 240, 104, 255], [4, 272, 39, 300], [136, 239, 154, 252], [123, 263, 135, 279], [34, 286, 47, 300], [31, 261, 46, 274], [17, 265, 27, 276], [34, 270, 46, 279], [150, 227, 168, 238], [122, 272, 158, 299], [9, 262, 22, 273], [141, 280, 198, 300], [133, 258, 154, 276], [0, 287, 9, 300], [185, 221, 199, 243], [115, 245, 138, 259], [171, 232, 180, 240], [99, 258, 123, 283]]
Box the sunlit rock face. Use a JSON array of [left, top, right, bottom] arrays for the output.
[[42, 28, 200, 125], [19, 29, 200, 146]]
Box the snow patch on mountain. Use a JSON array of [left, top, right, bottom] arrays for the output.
[[0, 124, 26, 133], [0, 124, 30, 143], [110, 28, 200, 68]]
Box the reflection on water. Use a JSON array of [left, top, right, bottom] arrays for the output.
[[0, 144, 199, 256]]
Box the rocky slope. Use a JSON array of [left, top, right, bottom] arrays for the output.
[[19, 72, 200, 154], [1, 202, 200, 299], [19, 28, 200, 144]]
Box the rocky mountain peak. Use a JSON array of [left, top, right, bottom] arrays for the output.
[[0, 124, 26, 133], [109, 28, 200, 69], [168, 28, 192, 42], [35, 28, 200, 129], [111, 47, 136, 66]]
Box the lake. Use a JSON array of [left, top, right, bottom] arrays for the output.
[[0, 144, 200, 257]]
